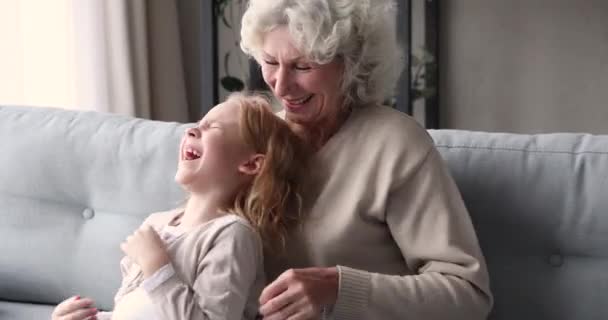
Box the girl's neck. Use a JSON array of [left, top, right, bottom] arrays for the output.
[[180, 192, 232, 228]]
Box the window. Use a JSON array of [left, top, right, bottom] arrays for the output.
[[0, 0, 76, 108]]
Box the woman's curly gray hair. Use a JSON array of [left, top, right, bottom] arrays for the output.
[[240, 0, 404, 109]]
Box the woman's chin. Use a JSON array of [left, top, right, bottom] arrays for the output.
[[284, 110, 312, 126]]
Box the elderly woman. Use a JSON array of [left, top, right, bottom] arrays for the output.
[[240, 0, 493, 319]]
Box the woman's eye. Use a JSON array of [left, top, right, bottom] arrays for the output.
[[295, 65, 311, 71], [263, 60, 278, 66]]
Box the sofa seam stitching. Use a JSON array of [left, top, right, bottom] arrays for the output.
[[435, 145, 608, 156]]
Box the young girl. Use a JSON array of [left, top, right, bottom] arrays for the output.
[[51, 93, 307, 320]]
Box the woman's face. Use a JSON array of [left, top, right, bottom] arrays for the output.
[[175, 101, 252, 192], [260, 27, 344, 126]]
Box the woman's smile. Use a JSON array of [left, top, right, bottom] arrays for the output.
[[282, 94, 314, 112]]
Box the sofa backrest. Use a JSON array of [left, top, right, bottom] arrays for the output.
[[3, 105, 608, 318], [430, 130, 608, 320], [0, 106, 188, 310]]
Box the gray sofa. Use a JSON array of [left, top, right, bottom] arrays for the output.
[[1, 105, 607, 319]]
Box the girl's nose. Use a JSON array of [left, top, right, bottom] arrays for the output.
[[186, 127, 201, 138]]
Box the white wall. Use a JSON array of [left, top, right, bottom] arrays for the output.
[[440, 0, 608, 134]]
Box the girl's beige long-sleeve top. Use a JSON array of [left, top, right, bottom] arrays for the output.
[[98, 211, 265, 320]]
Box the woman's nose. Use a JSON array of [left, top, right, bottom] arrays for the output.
[[273, 66, 292, 97], [186, 127, 201, 138]]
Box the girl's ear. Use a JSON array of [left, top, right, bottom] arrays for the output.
[[238, 154, 265, 176]]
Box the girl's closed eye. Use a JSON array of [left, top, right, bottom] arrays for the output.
[[199, 121, 219, 130]]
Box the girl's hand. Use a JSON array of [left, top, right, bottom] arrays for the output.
[[258, 267, 339, 320], [120, 225, 169, 278], [51, 296, 98, 320]]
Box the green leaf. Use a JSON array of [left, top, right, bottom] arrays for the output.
[[421, 53, 435, 64], [412, 89, 423, 101], [222, 12, 232, 29], [420, 87, 437, 99], [214, 0, 233, 29], [411, 54, 422, 66], [214, 0, 227, 17], [221, 76, 245, 92], [424, 64, 437, 72], [215, 0, 232, 29], [224, 52, 231, 75]]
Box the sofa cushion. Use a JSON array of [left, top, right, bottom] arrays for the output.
[[0, 106, 188, 311], [0, 301, 55, 320], [430, 130, 608, 320]]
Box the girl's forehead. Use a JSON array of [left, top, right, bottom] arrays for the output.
[[203, 100, 240, 122]]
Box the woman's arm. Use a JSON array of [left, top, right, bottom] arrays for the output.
[[260, 147, 492, 320], [332, 147, 493, 320], [143, 221, 263, 320]]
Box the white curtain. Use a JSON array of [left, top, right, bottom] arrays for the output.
[[72, 0, 189, 121]]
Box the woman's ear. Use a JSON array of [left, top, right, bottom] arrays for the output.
[[238, 154, 265, 176]]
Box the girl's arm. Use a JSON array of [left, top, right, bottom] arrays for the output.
[[143, 221, 263, 320]]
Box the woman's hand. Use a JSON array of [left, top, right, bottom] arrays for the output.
[[258, 267, 339, 320], [51, 296, 98, 320], [120, 225, 169, 278]]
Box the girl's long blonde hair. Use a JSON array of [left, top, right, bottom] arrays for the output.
[[227, 92, 308, 251]]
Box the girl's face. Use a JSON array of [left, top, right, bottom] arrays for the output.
[[175, 101, 257, 193], [260, 27, 344, 127]]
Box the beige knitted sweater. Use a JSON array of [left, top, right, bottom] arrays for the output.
[[268, 105, 493, 320]]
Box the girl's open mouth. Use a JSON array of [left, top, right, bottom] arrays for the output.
[[183, 147, 202, 161]]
